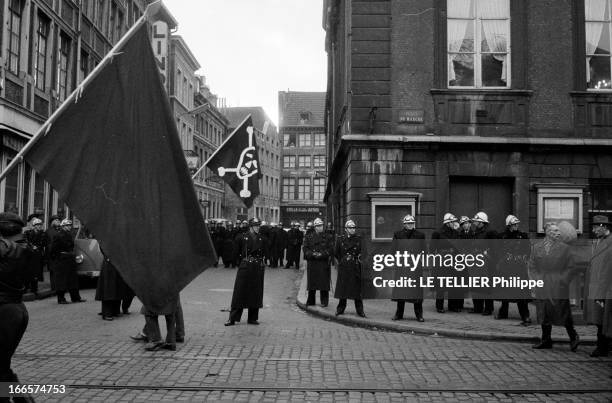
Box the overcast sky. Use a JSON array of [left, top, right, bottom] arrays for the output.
[[161, 0, 327, 126]]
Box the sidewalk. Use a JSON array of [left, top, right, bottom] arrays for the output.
[[296, 265, 598, 344]]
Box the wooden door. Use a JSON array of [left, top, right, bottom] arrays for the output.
[[449, 177, 513, 233]]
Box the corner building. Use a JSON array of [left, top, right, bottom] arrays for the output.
[[324, 0, 612, 241]]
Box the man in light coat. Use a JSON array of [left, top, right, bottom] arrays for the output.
[[529, 222, 580, 352]]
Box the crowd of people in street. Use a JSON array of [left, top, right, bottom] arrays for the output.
[[1, 207, 610, 387], [211, 211, 611, 359]]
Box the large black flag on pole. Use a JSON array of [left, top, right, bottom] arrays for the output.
[[1, 3, 216, 312], [205, 116, 262, 208]]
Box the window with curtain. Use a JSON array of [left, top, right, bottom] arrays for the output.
[[586, 0, 612, 89], [447, 0, 510, 88]]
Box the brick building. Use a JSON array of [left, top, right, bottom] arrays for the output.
[[324, 0, 612, 240], [0, 0, 158, 221], [222, 106, 281, 223], [278, 91, 327, 226]]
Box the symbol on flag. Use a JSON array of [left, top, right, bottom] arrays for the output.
[[206, 115, 262, 208], [217, 126, 258, 198]]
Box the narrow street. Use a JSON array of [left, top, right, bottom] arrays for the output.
[[13, 267, 612, 402]]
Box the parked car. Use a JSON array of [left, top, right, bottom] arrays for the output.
[[73, 225, 103, 278]]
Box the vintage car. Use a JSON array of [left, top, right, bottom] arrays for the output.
[[73, 225, 103, 278]]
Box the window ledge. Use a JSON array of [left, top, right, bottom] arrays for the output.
[[570, 91, 612, 100], [431, 88, 533, 96]]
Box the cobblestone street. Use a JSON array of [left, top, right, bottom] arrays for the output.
[[12, 267, 612, 402]]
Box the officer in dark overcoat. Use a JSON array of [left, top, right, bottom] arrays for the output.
[[585, 215, 612, 357], [0, 213, 34, 389], [276, 222, 288, 266], [431, 213, 460, 313], [24, 217, 48, 294], [469, 211, 498, 315], [268, 223, 282, 268], [260, 221, 272, 266], [496, 215, 531, 324], [95, 251, 132, 320], [222, 221, 237, 268], [49, 219, 85, 304], [334, 219, 366, 317], [225, 218, 268, 326], [211, 222, 225, 267], [391, 215, 426, 322], [326, 222, 336, 267], [285, 222, 303, 269], [304, 218, 332, 306]]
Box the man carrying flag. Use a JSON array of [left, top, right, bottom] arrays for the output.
[[0, 2, 216, 320]]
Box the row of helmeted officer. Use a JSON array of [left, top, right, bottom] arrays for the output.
[[207, 219, 336, 270]]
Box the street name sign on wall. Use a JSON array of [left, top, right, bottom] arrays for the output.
[[398, 109, 424, 124]]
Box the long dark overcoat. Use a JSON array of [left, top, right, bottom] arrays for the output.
[[221, 228, 237, 265], [24, 229, 47, 279], [95, 257, 130, 301], [303, 231, 332, 291], [286, 228, 303, 263], [230, 231, 267, 309], [391, 228, 426, 300], [334, 233, 365, 299], [49, 230, 79, 291], [584, 235, 612, 337]]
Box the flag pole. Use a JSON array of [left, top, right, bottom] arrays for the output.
[[192, 114, 252, 180], [0, 1, 164, 182]]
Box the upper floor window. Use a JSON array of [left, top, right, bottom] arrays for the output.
[[298, 155, 311, 168], [586, 0, 612, 89], [58, 33, 72, 101], [447, 0, 510, 88], [313, 178, 326, 201], [314, 133, 325, 147], [35, 14, 50, 90], [8, 0, 24, 74], [282, 177, 295, 200], [283, 133, 296, 147], [313, 155, 326, 168], [298, 133, 311, 147]]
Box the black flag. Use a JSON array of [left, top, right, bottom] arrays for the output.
[[206, 115, 262, 208], [24, 24, 216, 312]]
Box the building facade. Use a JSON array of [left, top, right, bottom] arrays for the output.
[[324, 0, 612, 240], [168, 36, 227, 219], [0, 0, 153, 222], [222, 106, 281, 223], [192, 75, 227, 219], [278, 91, 327, 226]]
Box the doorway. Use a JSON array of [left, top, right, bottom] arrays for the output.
[[449, 177, 513, 233]]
